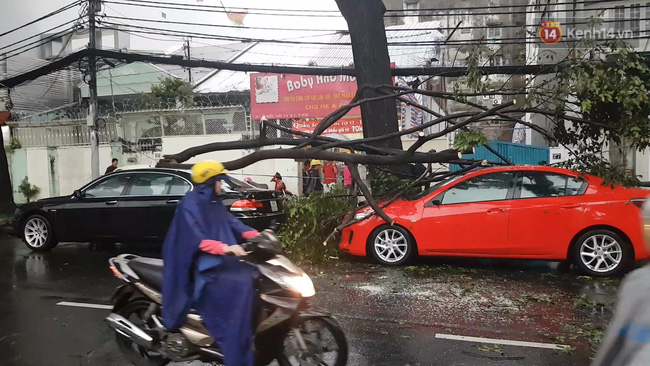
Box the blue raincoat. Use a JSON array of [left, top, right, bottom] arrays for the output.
[[162, 177, 258, 366]]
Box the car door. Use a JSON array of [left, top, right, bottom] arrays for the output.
[[59, 173, 134, 242], [418, 171, 516, 255], [118, 173, 193, 241], [508, 171, 588, 257]]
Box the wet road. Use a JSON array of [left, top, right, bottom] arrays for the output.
[[0, 233, 620, 365]]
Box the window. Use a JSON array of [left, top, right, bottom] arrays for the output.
[[127, 174, 178, 196], [224, 176, 255, 190], [441, 172, 514, 205], [169, 177, 192, 195], [84, 174, 131, 197], [412, 174, 466, 201], [518, 172, 585, 198], [645, 3, 650, 35], [403, 0, 419, 16], [631, 4, 641, 35], [487, 26, 502, 39], [615, 6, 626, 33], [490, 54, 505, 67]]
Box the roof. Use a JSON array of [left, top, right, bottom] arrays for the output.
[[169, 42, 254, 84], [195, 21, 445, 94], [115, 166, 190, 174]]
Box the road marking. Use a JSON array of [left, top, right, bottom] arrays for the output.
[[56, 301, 113, 310], [53, 303, 570, 351], [435, 333, 569, 350]]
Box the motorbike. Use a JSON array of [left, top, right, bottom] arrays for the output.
[[105, 231, 348, 366]]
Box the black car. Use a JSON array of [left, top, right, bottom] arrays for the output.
[[12, 168, 285, 251]]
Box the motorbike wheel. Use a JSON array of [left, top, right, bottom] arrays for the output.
[[277, 317, 348, 366], [115, 299, 170, 366]]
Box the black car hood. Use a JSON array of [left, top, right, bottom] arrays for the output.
[[23, 195, 73, 208]]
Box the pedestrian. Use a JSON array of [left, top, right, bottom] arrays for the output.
[[302, 161, 311, 195], [323, 160, 339, 192], [343, 165, 355, 196], [105, 158, 118, 174], [304, 160, 324, 196], [591, 200, 650, 366], [270, 172, 292, 195]]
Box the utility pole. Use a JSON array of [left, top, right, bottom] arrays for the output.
[[184, 38, 193, 84], [87, 0, 100, 179]]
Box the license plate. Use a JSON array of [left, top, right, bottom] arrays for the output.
[[270, 200, 278, 212]]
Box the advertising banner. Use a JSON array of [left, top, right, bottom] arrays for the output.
[[250, 73, 361, 120]]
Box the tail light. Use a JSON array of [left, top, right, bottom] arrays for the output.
[[230, 199, 264, 212], [109, 265, 122, 279], [630, 198, 646, 209]]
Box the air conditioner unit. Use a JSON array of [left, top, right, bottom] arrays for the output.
[[483, 95, 490, 100]]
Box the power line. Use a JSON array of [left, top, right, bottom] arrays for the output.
[[0, 0, 82, 39], [0, 48, 559, 88], [100, 22, 650, 48], [0, 19, 81, 54], [103, 0, 621, 16], [0, 29, 78, 63], [102, 0, 627, 18], [107, 14, 650, 35]]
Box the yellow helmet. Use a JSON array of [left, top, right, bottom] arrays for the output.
[[310, 159, 322, 166], [192, 160, 228, 184]]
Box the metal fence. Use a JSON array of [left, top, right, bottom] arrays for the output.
[[11, 120, 119, 147], [10, 104, 252, 148]]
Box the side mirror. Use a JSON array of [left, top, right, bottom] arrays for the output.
[[430, 199, 442, 206], [73, 190, 83, 199]]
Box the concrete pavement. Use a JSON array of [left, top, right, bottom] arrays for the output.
[[0, 234, 618, 365]]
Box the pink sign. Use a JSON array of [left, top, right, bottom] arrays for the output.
[[250, 73, 361, 120]]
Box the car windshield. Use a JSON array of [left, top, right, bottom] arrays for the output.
[[406, 173, 466, 200]]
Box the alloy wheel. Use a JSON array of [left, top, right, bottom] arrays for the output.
[[24, 217, 49, 248], [579, 234, 623, 273], [374, 228, 408, 263]]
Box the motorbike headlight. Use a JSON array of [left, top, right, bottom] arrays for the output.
[[282, 273, 315, 298]]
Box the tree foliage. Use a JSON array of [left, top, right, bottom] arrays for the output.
[[278, 185, 352, 262], [149, 76, 194, 106], [537, 42, 650, 186], [18, 177, 40, 203]]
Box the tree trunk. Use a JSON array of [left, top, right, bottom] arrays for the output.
[[335, 0, 402, 149], [0, 122, 16, 216]]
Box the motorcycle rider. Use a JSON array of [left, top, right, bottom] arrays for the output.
[[162, 160, 260, 366]]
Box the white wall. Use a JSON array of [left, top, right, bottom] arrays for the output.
[[162, 135, 301, 192], [19, 135, 449, 201], [636, 149, 650, 181], [56, 146, 113, 196], [401, 136, 450, 171], [25, 148, 50, 199]]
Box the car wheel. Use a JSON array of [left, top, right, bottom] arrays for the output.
[[573, 230, 630, 277], [369, 225, 415, 266], [22, 215, 58, 252]]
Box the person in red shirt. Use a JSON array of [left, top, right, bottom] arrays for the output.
[[322, 161, 339, 192], [270, 172, 292, 195]]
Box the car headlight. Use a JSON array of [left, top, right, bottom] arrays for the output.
[[281, 273, 315, 298], [354, 209, 374, 220]]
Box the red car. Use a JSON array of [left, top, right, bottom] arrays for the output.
[[339, 166, 650, 277]]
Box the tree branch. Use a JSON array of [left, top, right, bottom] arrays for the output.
[[346, 162, 393, 225]]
